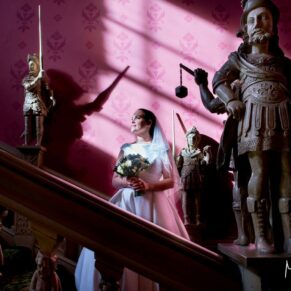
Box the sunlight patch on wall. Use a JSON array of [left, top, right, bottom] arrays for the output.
[[98, 0, 240, 151]]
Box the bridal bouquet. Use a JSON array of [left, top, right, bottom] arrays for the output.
[[114, 153, 150, 196]]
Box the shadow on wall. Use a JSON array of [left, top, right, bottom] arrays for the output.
[[43, 68, 129, 195]]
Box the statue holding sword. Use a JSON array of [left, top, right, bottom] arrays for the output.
[[22, 6, 55, 146]]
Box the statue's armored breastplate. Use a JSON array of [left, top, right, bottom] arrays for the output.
[[180, 152, 201, 178], [238, 75, 290, 150], [239, 56, 290, 104], [24, 76, 41, 97], [241, 77, 287, 104]]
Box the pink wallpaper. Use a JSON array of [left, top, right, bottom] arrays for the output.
[[1, 0, 291, 196]]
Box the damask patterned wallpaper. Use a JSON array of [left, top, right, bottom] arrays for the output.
[[0, 0, 290, 195]]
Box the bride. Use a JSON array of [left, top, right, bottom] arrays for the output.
[[75, 108, 189, 291]]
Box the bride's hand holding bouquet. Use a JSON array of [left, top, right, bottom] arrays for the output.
[[114, 153, 150, 196]]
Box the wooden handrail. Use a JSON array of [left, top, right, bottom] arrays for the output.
[[0, 144, 240, 290]]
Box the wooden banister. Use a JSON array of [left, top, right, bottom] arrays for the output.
[[0, 145, 240, 290]]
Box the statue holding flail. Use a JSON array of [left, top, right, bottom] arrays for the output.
[[192, 67, 253, 246], [176, 127, 211, 226], [22, 53, 55, 146], [212, 0, 291, 254]]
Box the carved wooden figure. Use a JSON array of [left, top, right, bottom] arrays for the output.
[[22, 54, 55, 146], [176, 127, 211, 226], [193, 68, 253, 246], [213, 0, 291, 254], [30, 251, 62, 291], [29, 223, 64, 291]]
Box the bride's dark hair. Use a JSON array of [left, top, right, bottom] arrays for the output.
[[139, 108, 156, 138]]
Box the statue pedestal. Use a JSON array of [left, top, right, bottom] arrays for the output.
[[17, 145, 46, 166], [218, 243, 291, 291]]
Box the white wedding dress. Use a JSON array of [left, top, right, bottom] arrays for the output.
[[75, 143, 189, 291]]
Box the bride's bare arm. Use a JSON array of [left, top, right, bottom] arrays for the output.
[[132, 175, 174, 192], [132, 155, 175, 192], [145, 177, 174, 191], [112, 172, 130, 189]]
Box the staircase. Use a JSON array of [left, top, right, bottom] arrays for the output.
[[0, 142, 242, 290]]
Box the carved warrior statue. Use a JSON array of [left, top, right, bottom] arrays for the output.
[[193, 68, 253, 246], [30, 251, 61, 291], [22, 54, 55, 146], [212, 0, 291, 254], [176, 127, 211, 226]]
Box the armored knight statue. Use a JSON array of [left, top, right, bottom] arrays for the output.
[[176, 127, 211, 226], [213, 0, 291, 254], [22, 53, 55, 146]]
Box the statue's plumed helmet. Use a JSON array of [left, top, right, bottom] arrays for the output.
[[27, 53, 40, 66], [186, 127, 201, 146], [186, 126, 200, 138], [238, 0, 280, 36]]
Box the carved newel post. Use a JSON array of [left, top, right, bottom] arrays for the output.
[[29, 224, 64, 291], [95, 253, 123, 291]]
